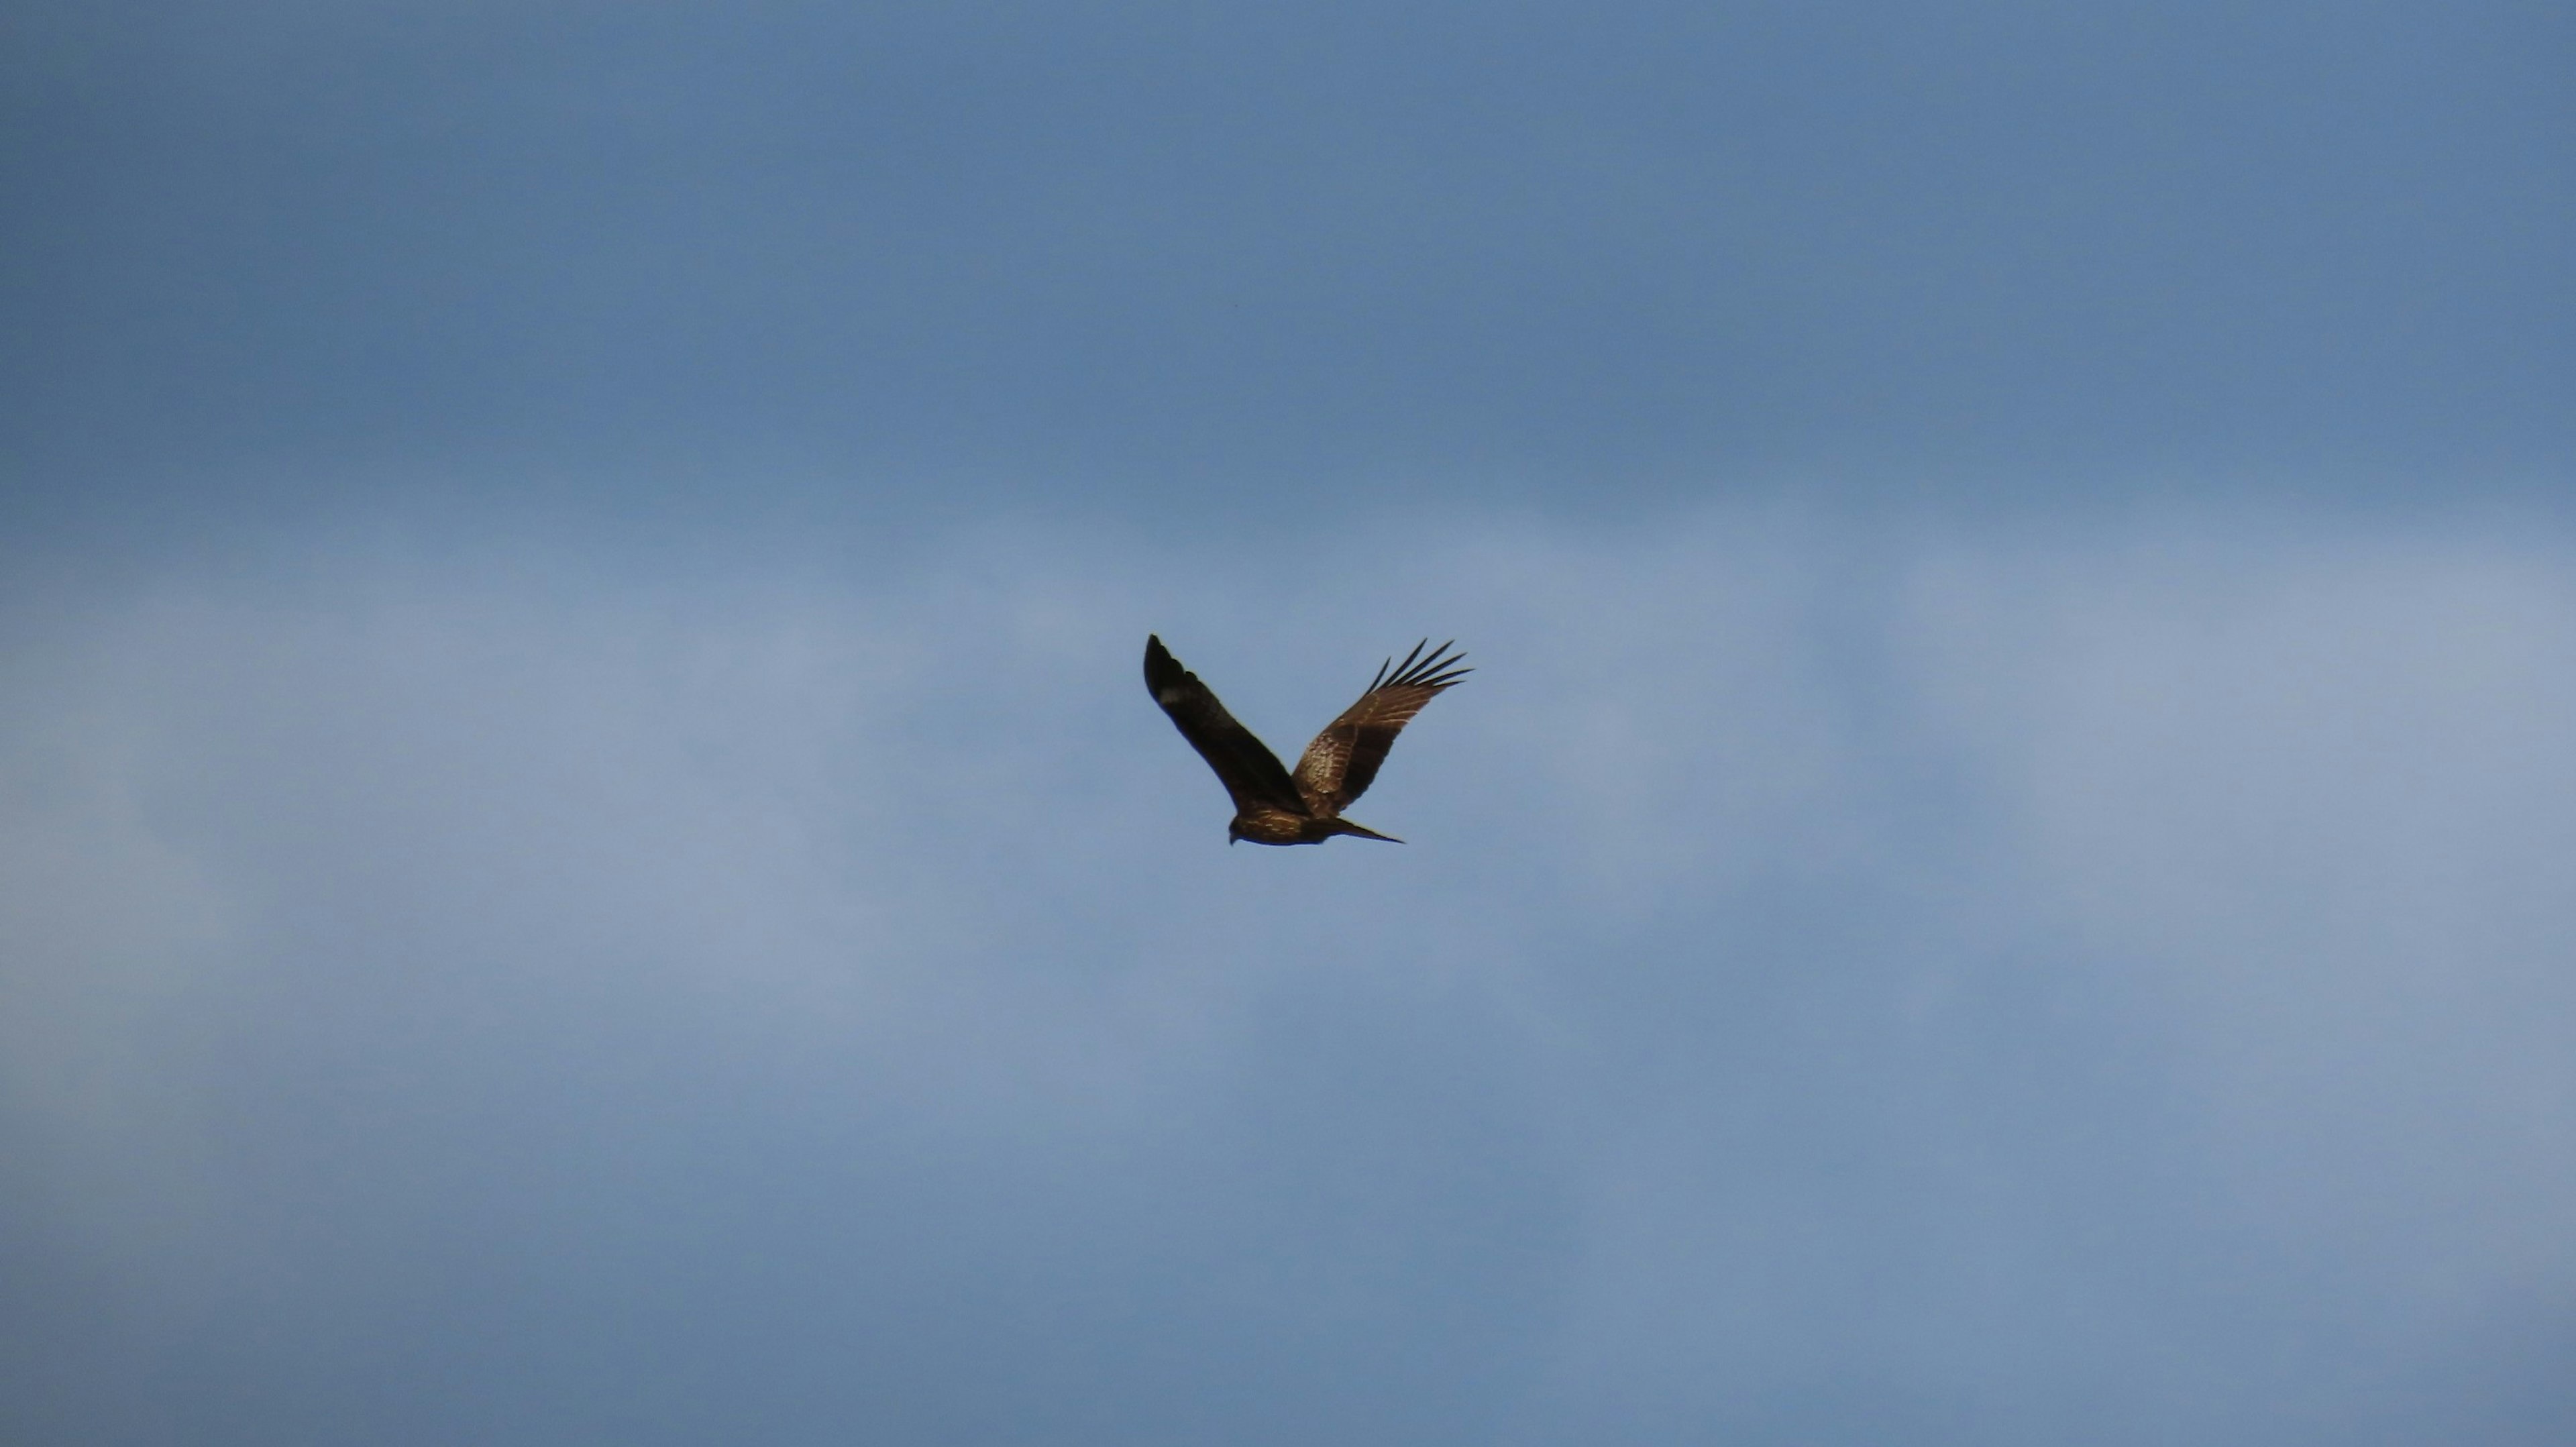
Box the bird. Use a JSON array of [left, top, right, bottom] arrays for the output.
[[1144, 634, 1470, 845]]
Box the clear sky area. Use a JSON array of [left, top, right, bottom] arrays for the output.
[[4, 4, 2572, 1443]]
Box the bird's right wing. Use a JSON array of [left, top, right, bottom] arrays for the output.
[[1144, 636, 1306, 815], [1293, 639, 1470, 813]]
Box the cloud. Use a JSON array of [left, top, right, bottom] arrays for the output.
[[3, 502, 2571, 1444], [1911, 526, 2576, 1293]]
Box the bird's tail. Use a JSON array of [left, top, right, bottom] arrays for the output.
[[1330, 818, 1404, 843]]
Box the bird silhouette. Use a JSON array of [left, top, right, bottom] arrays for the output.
[[1144, 635, 1469, 845]]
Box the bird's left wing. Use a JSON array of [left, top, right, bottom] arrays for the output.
[[1144, 636, 1306, 814], [1293, 639, 1470, 814]]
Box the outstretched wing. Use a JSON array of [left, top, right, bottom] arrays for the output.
[[1144, 636, 1306, 816], [1293, 639, 1470, 814]]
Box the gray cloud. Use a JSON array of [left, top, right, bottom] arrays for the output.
[[6, 1, 2567, 525]]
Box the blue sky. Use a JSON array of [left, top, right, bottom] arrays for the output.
[[5, 4, 2573, 1444]]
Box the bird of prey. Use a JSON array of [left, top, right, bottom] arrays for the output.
[[1144, 635, 1470, 845]]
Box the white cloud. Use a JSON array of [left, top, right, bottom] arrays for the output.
[[4, 503, 2571, 1442], [1908, 525, 2576, 1297]]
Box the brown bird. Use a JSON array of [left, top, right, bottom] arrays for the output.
[[1144, 635, 1470, 845]]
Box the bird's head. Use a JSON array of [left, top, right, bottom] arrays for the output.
[[1226, 820, 1244, 845]]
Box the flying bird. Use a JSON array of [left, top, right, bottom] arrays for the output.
[[1144, 635, 1470, 845]]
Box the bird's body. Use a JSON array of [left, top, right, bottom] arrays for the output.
[[1144, 635, 1469, 845], [1225, 804, 1362, 847]]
